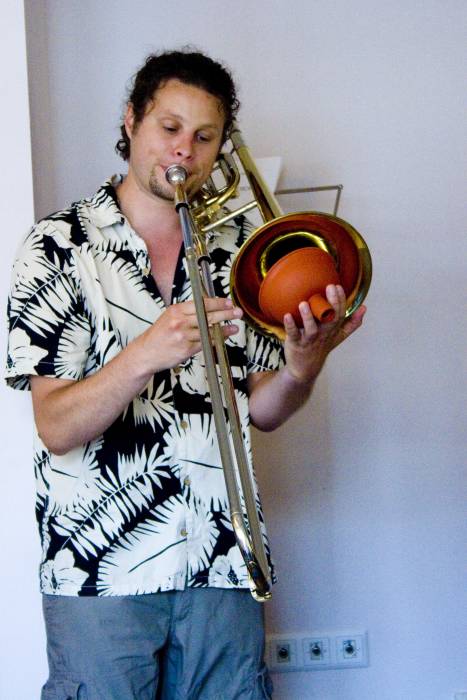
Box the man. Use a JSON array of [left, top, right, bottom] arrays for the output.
[[6, 50, 365, 699]]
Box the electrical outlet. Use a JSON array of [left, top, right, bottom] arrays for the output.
[[267, 636, 299, 672], [335, 633, 368, 667], [302, 637, 331, 667]]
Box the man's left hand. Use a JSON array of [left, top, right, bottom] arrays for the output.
[[283, 284, 366, 385]]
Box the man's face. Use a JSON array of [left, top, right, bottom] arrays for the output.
[[124, 79, 225, 202]]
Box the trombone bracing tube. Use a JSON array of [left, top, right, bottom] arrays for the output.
[[165, 164, 272, 601]]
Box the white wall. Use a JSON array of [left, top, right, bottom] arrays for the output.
[[1, 3, 46, 699], [7, 1, 466, 698]]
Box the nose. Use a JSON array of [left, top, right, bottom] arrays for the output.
[[173, 132, 194, 161]]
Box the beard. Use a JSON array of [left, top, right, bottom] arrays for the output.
[[148, 170, 175, 202]]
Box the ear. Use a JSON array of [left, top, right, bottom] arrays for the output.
[[123, 103, 135, 140]]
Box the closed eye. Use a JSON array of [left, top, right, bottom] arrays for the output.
[[197, 130, 218, 143]]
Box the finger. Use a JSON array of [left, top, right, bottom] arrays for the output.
[[283, 312, 302, 342], [179, 300, 197, 316], [179, 299, 243, 330], [335, 285, 346, 319], [180, 297, 235, 317], [207, 306, 243, 326], [337, 305, 366, 344], [297, 301, 318, 338], [222, 323, 240, 338], [344, 305, 366, 333], [184, 324, 239, 353], [203, 297, 236, 312], [325, 284, 345, 320]]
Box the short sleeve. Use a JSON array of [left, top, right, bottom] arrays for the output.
[[5, 223, 91, 391]]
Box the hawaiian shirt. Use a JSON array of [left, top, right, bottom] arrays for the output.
[[5, 177, 283, 596]]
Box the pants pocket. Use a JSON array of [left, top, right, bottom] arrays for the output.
[[41, 679, 87, 700]]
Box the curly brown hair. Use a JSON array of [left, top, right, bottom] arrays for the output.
[[115, 49, 240, 161]]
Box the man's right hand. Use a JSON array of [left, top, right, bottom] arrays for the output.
[[137, 297, 244, 373], [30, 297, 243, 455]]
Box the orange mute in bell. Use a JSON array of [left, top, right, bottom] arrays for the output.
[[258, 247, 340, 325]]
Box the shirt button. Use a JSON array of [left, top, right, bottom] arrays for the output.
[[180, 420, 188, 430], [184, 477, 191, 487], [173, 366, 181, 375], [180, 528, 188, 537], [142, 266, 150, 276]]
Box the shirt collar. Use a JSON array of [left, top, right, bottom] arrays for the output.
[[86, 176, 125, 228]]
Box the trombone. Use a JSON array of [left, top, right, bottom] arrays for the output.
[[166, 126, 371, 602]]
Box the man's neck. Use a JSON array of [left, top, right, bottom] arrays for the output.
[[116, 171, 182, 243]]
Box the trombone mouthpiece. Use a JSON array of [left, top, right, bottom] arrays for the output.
[[165, 164, 188, 186]]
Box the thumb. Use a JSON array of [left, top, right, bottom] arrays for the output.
[[336, 305, 366, 345]]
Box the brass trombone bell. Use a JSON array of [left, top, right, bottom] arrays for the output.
[[189, 125, 371, 341], [230, 211, 372, 341]]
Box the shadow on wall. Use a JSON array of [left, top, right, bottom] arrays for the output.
[[252, 377, 337, 627]]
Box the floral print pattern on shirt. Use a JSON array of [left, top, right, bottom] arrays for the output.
[[5, 177, 283, 596]]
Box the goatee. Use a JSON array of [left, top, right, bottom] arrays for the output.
[[149, 174, 174, 202]]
